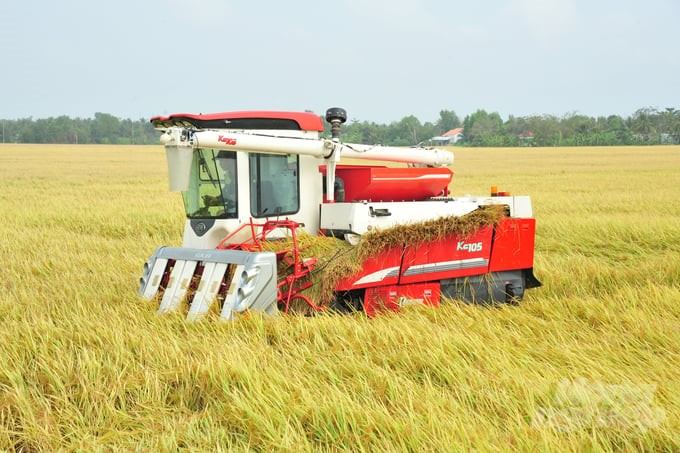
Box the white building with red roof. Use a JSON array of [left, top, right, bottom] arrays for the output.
[[430, 127, 464, 145]]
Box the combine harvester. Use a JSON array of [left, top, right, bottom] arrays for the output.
[[139, 108, 540, 320]]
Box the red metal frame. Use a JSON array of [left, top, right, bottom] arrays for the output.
[[215, 219, 324, 314]]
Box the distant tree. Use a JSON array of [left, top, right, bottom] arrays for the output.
[[660, 107, 680, 143], [46, 115, 73, 143], [631, 108, 657, 140], [529, 115, 561, 146], [436, 110, 461, 134], [342, 120, 387, 145], [604, 115, 631, 144], [605, 114, 626, 131], [463, 110, 503, 145], [396, 115, 422, 145], [561, 113, 596, 137], [91, 112, 120, 144], [504, 115, 530, 137]]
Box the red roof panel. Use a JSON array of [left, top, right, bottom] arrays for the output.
[[150, 111, 325, 131]]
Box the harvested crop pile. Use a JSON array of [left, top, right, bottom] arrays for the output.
[[261, 205, 508, 307]]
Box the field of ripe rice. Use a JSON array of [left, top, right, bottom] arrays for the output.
[[1, 144, 678, 451]]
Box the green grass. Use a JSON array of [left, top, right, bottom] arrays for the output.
[[0, 144, 678, 451]]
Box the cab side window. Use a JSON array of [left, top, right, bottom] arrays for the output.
[[249, 154, 299, 217]]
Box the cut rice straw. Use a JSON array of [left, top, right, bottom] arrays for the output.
[[260, 205, 508, 307]]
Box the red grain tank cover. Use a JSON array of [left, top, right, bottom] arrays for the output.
[[320, 165, 453, 202]]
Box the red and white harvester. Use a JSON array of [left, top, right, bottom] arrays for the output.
[[139, 108, 540, 320]]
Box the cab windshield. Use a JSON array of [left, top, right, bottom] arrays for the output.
[[182, 149, 238, 219]]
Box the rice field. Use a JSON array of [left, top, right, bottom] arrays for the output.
[[0, 143, 678, 451]]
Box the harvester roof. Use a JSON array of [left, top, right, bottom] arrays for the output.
[[150, 111, 325, 132]]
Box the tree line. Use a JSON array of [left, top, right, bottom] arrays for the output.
[[0, 113, 158, 145], [2, 107, 679, 147], [338, 107, 680, 147]]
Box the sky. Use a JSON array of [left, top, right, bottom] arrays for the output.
[[1, 0, 679, 124]]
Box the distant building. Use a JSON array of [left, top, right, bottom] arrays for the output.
[[517, 131, 535, 140], [429, 127, 464, 145]]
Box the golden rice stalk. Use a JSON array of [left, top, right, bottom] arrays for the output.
[[354, 204, 508, 263]]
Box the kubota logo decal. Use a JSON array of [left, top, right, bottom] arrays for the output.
[[217, 135, 237, 145], [456, 241, 483, 253]]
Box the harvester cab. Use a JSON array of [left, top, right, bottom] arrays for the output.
[[139, 108, 540, 320]]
